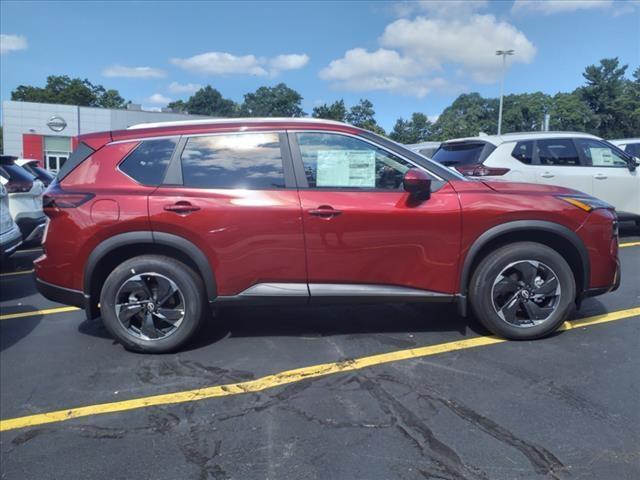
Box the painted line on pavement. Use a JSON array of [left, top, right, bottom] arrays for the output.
[[1, 306, 638, 432], [0, 306, 80, 321], [0, 269, 34, 278], [619, 241, 640, 248]]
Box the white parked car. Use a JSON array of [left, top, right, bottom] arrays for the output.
[[609, 138, 640, 159], [15, 158, 56, 187], [0, 181, 23, 259], [406, 141, 441, 158], [432, 132, 640, 223], [0, 156, 47, 246]]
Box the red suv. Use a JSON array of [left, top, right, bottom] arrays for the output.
[[35, 119, 620, 352]]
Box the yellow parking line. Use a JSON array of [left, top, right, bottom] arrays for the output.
[[1, 306, 638, 432], [0, 269, 34, 278], [0, 306, 79, 321], [620, 241, 640, 248], [14, 248, 43, 254]]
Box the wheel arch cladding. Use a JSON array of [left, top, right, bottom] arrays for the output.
[[84, 231, 217, 318], [460, 220, 589, 297]]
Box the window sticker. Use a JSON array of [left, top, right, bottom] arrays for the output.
[[590, 147, 615, 166], [316, 150, 376, 187]]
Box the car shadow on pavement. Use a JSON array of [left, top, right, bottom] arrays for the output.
[[0, 306, 42, 352], [187, 302, 488, 351]]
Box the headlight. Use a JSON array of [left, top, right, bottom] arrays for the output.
[[556, 195, 614, 212]]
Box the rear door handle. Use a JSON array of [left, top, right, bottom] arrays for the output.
[[541, 172, 555, 178], [164, 201, 200, 214], [308, 205, 342, 218], [594, 173, 608, 180]]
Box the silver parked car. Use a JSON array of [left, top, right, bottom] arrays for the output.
[[0, 181, 23, 259]]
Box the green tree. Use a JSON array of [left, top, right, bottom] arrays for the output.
[[580, 57, 629, 138], [312, 100, 347, 121], [166, 100, 187, 113], [548, 91, 597, 132], [501, 92, 552, 133], [346, 99, 385, 135], [389, 112, 433, 143], [618, 66, 640, 137], [11, 75, 127, 108], [185, 86, 236, 117], [431, 93, 498, 140], [240, 83, 304, 117]]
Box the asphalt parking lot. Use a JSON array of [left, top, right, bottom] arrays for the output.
[[0, 226, 639, 480]]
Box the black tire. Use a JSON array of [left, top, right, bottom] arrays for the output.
[[469, 242, 575, 340], [100, 255, 207, 353]]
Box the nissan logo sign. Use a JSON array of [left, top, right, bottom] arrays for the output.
[[47, 115, 67, 132]]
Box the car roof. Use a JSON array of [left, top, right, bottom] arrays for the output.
[[609, 138, 640, 145], [14, 158, 37, 167], [127, 117, 349, 130], [441, 131, 601, 146]]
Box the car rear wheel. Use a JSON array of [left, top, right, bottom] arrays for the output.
[[469, 242, 576, 340], [100, 255, 207, 353]]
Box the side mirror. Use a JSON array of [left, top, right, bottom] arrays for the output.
[[629, 156, 640, 172], [403, 168, 432, 200]]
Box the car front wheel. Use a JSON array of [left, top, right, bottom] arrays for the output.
[[100, 255, 207, 353], [469, 242, 576, 340]]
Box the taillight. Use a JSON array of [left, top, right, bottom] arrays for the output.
[[455, 165, 510, 177], [6, 180, 33, 193], [43, 183, 94, 209]]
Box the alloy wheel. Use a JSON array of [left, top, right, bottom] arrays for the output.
[[114, 272, 185, 341], [491, 260, 561, 328]]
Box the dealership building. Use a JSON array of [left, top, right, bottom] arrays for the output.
[[1, 100, 207, 172]]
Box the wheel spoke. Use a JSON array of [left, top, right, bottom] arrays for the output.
[[154, 308, 184, 324], [117, 304, 144, 327], [156, 283, 179, 307], [522, 301, 554, 321], [512, 261, 538, 285], [140, 311, 160, 339], [493, 277, 519, 296], [498, 293, 520, 323]]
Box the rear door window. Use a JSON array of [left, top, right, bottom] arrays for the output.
[[432, 142, 490, 167], [119, 138, 178, 185], [536, 139, 581, 166], [180, 132, 285, 189], [511, 141, 534, 164]]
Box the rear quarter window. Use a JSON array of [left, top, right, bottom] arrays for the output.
[[57, 143, 95, 181], [119, 138, 177, 186], [432, 142, 492, 167], [511, 141, 534, 164]]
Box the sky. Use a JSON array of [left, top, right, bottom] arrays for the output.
[[1, 0, 639, 130]]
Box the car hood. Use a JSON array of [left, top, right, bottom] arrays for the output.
[[480, 180, 583, 196]]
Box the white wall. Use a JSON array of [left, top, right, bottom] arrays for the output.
[[2, 100, 209, 156]]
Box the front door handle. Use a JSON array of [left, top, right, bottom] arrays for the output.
[[594, 173, 608, 180], [164, 201, 200, 214], [308, 205, 342, 218], [541, 172, 555, 178]]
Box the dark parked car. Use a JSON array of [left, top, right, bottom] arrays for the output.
[[35, 118, 620, 352]]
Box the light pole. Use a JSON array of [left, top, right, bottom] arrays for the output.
[[496, 49, 514, 135]]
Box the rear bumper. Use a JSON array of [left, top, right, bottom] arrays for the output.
[[16, 216, 46, 244], [0, 232, 23, 259], [35, 277, 88, 310]]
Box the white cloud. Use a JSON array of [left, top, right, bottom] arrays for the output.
[[319, 12, 536, 96], [320, 48, 439, 97], [512, 0, 616, 15], [0, 34, 27, 55], [268, 54, 310, 74], [171, 51, 309, 76], [380, 14, 536, 83], [394, 0, 488, 18], [168, 81, 202, 94], [103, 65, 166, 78], [146, 93, 172, 104]]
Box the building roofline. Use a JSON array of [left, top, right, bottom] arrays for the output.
[[127, 117, 350, 130], [1, 99, 201, 116]]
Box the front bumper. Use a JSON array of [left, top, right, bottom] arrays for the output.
[[580, 257, 621, 300], [35, 277, 89, 310]]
